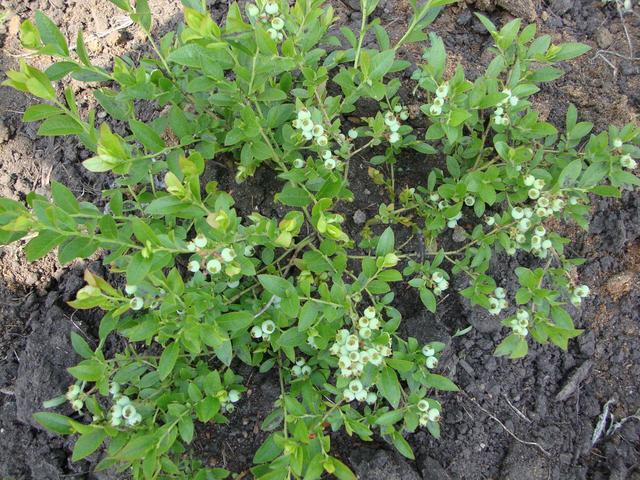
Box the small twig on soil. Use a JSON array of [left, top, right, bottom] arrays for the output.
[[593, 52, 619, 79], [503, 394, 532, 423], [463, 392, 551, 456], [616, 4, 635, 59]]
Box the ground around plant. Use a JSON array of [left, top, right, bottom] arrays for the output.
[[0, 0, 639, 479]]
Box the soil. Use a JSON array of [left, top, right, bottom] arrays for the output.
[[0, 0, 639, 479]]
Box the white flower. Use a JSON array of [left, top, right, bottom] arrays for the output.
[[574, 285, 590, 298], [613, 138, 623, 148], [436, 83, 449, 98], [130, 297, 144, 311], [355, 389, 368, 402], [220, 248, 236, 262], [293, 158, 305, 168], [541, 239, 552, 249], [244, 245, 255, 256], [509, 95, 519, 106], [71, 399, 84, 411], [485, 216, 496, 226], [388, 121, 400, 132], [524, 174, 535, 186], [261, 320, 276, 335], [389, 132, 400, 144], [533, 178, 545, 190], [297, 109, 311, 121], [429, 104, 442, 116], [359, 327, 372, 339], [417, 399, 429, 412], [364, 306, 376, 319], [621, 154, 637, 169], [264, 1, 279, 14], [422, 345, 435, 357], [349, 379, 363, 393], [426, 408, 440, 422], [206, 259, 222, 274], [267, 28, 278, 39], [348, 129, 358, 139], [324, 158, 336, 170], [511, 207, 524, 220], [194, 234, 207, 248], [317, 135, 328, 146], [312, 124, 324, 137], [464, 195, 475, 206], [433, 97, 445, 108], [125, 284, 137, 295], [425, 356, 438, 369], [343, 388, 355, 402], [366, 392, 377, 404], [345, 335, 359, 351], [247, 3, 259, 17], [494, 287, 506, 299], [251, 326, 263, 338], [518, 219, 531, 232], [271, 16, 284, 30], [188, 260, 200, 272]]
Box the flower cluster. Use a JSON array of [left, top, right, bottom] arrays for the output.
[[185, 232, 246, 279], [421, 343, 439, 370], [250, 319, 276, 341], [65, 384, 84, 411], [493, 88, 519, 126], [109, 383, 142, 427], [246, 1, 285, 42], [570, 284, 590, 306], [123, 284, 163, 311], [384, 105, 408, 144], [509, 309, 530, 337], [488, 287, 508, 315], [292, 108, 328, 146], [431, 271, 449, 296], [416, 399, 441, 426], [620, 154, 637, 170], [291, 357, 312, 377], [428, 82, 449, 116], [219, 388, 241, 413], [330, 306, 391, 402]]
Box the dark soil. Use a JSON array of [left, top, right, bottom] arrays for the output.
[[1, 0, 639, 479]]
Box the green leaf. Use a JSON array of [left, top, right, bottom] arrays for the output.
[[70, 332, 93, 358], [217, 311, 254, 333], [377, 366, 401, 408], [253, 434, 283, 464], [33, 412, 74, 434], [23, 104, 61, 122], [550, 42, 591, 61], [68, 359, 105, 381], [116, 434, 155, 461], [425, 373, 459, 391], [25, 230, 65, 261], [51, 181, 80, 213], [276, 185, 311, 207], [375, 410, 404, 426], [37, 115, 84, 136], [419, 288, 437, 313], [391, 431, 415, 459], [258, 274, 294, 298], [35, 11, 69, 56], [129, 119, 165, 152], [178, 415, 194, 443], [369, 49, 396, 79], [158, 342, 179, 380], [376, 227, 395, 256], [72, 429, 107, 461]]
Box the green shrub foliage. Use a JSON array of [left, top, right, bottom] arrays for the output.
[[2, 0, 639, 478]]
